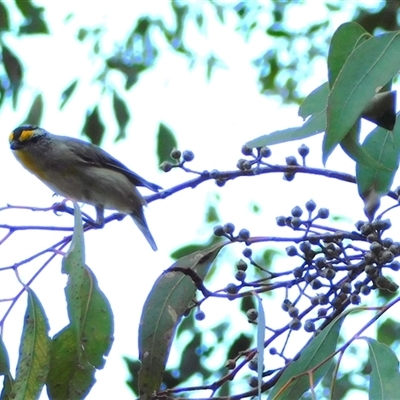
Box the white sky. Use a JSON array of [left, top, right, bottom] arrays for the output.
[[0, 1, 395, 399]]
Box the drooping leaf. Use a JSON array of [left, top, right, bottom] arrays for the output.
[[113, 90, 130, 141], [60, 80, 78, 109], [138, 242, 227, 399], [0, 3, 9, 32], [365, 338, 400, 400], [10, 290, 50, 400], [0, 327, 13, 398], [156, 123, 177, 165], [2, 44, 23, 108], [46, 203, 114, 400], [82, 106, 105, 145], [356, 114, 400, 220], [324, 31, 400, 163], [23, 94, 43, 126], [255, 293, 266, 398], [268, 313, 346, 399]]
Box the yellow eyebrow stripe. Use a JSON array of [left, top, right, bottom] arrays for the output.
[[19, 129, 35, 142]]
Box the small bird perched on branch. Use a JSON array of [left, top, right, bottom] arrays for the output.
[[9, 125, 161, 251]]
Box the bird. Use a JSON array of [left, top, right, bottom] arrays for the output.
[[9, 125, 161, 251]]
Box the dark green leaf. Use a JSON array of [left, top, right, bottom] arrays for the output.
[[324, 31, 400, 163], [138, 242, 227, 398], [23, 94, 43, 126], [268, 313, 346, 399], [82, 106, 105, 145], [47, 203, 114, 400], [377, 318, 400, 347], [356, 114, 400, 220], [362, 91, 396, 130], [0, 331, 13, 398], [113, 91, 130, 141], [15, 0, 48, 34], [60, 80, 78, 109], [2, 44, 23, 108], [10, 290, 50, 400], [365, 338, 400, 400], [156, 123, 177, 165], [0, 3, 9, 32], [0, 335, 10, 375]]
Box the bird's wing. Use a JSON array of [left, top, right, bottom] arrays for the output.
[[63, 136, 162, 192]]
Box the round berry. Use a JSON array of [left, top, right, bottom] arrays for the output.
[[286, 156, 298, 166], [195, 310, 205, 321], [276, 216, 286, 226], [284, 172, 295, 181], [317, 208, 330, 219], [247, 308, 258, 321], [305, 199, 316, 212], [225, 283, 238, 294], [238, 228, 250, 240], [243, 247, 252, 258], [288, 306, 299, 318], [289, 318, 302, 331], [291, 206, 303, 217], [304, 319, 315, 332], [236, 259, 248, 271], [286, 246, 298, 257], [213, 225, 225, 236], [223, 223, 235, 235], [298, 144, 310, 158], [237, 159, 246, 171], [160, 161, 173, 172], [260, 146, 271, 158], [182, 150, 195, 162], [241, 144, 253, 156], [235, 270, 246, 282], [170, 148, 181, 159]]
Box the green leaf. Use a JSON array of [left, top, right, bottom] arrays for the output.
[[255, 294, 265, 398], [156, 123, 177, 165], [268, 313, 346, 399], [60, 80, 78, 109], [15, 0, 48, 34], [0, 328, 13, 398], [82, 106, 105, 146], [46, 203, 114, 400], [138, 242, 227, 399], [327, 22, 370, 88], [298, 82, 329, 119], [10, 290, 50, 400], [0, 334, 10, 376], [113, 90, 130, 142], [1, 44, 23, 108], [340, 120, 390, 171], [23, 94, 43, 127], [246, 109, 325, 148], [0, 3, 9, 31], [364, 338, 400, 400], [324, 31, 400, 163], [356, 114, 400, 220]]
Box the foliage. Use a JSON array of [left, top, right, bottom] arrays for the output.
[[1, 1, 400, 400]]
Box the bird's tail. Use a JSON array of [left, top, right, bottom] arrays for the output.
[[130, 209, 158, 251]]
